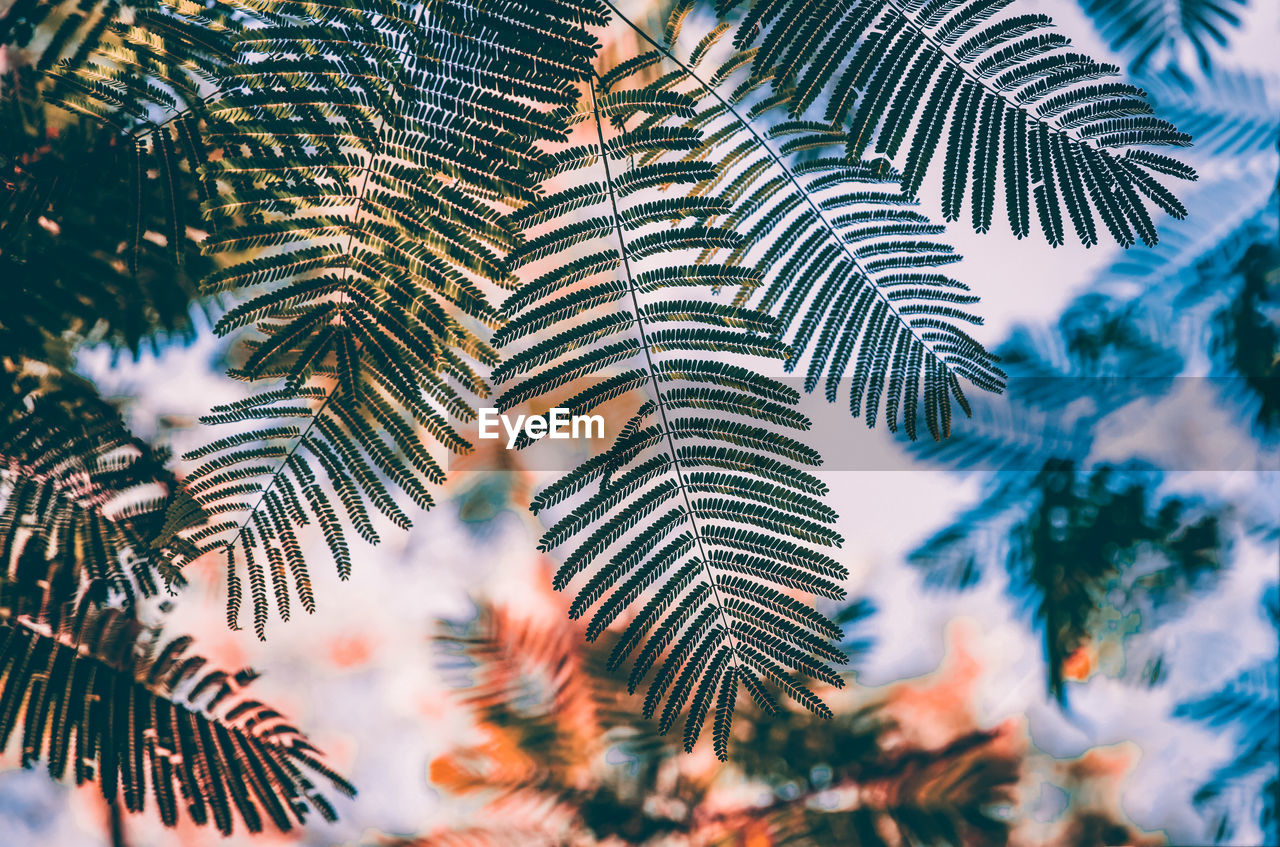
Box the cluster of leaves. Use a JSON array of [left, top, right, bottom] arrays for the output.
[[907, 248, 1276, 844], [725, 0, 1197, 247], [0, 0, 375, 825], [159, 0, 607, 639], [0, 0, 1223, 834], [0, 70, 209, 361], [138, 0, 1203, 670], [467, 0, 1209, 760], [899, 17, 1275, 840], [494, 52, 849, 759], [415, 600, 1018, 846], [0, 356, 353, 835]]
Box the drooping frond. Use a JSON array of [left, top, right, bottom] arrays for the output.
[[1078, 0, 1247, 79], [0, 355, 355, 834], [495, 54, 848, 759], [605, 9, 1003, 438], [0, 357, 180, 601], [0, 577, 354, 836], [166, 0, 605, 637], [722, 0, 1198, 247]]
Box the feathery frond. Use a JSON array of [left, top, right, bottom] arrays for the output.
[[166, 0, 605, 637], [495, 54, 848, 758], [605, 9, 1003, 437], [0, 355, 354, 835], [0, 577, 354, 836], [722, 0, 1198, 247], [1, 357, 180, 601]]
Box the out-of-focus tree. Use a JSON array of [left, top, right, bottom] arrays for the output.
[[1212, 242, 1280, 436], [1077, 0, 1249, 82], [1175, 585, 1279, 845], [414, 598, 1015, 846], [402, 589, 1169, 847]]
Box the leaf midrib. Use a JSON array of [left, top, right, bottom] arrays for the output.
[[587, 73, 743, 683]]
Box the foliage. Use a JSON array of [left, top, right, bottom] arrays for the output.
[[0, 0, 1237, 837], [722, 0, 1198, 247], [494, 48, 850, 758], [0, 73, 209, 362], [159, 0, 605, 639], [0, 576, 354, 836], [0, 355, 353, 835], [627, 10, 1005, 435], [1212, 241, 1280, 436], [912, 460, 1226, 702], [418, 600, 1018, 846], [901, 107, 1273, 704], [1, 356, 176, 601], [1175, 585, 1279, 845], [1077, 0, 1248, 80]]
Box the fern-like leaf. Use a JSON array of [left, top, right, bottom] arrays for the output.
[[0, 578, 353, 835], [1, 357, 179, 600], [0, 358, 353, 834], [607, 12, 1004, 437], [723, 0, 1198, 247], [496, 55, 848, 759], [167, 0, 605, 637]]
